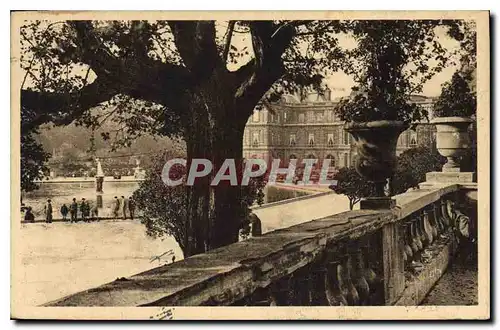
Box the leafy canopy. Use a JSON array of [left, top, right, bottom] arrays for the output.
[[334, 20, 466, 124], [433, 70, 476, 117]]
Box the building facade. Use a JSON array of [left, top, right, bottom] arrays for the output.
[[243, 91, 436, 169]]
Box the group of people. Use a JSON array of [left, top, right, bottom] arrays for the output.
[[46, 198, 98, 223], [112, 196, 136, 220], [22, 196, 137, 223], [60, 198, 99, 223]]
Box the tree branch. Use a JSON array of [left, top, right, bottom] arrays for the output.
[[232, 21, 295, 115], [222, 21, 236, 64], [168, 21, 222, 78], [21, 78, 118, 130], [68, 21, 191, 110]]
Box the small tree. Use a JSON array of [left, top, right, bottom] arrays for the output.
[[330, 167, 375, 210]]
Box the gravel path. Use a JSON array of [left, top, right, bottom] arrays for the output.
[[420, 250, 478, 306]]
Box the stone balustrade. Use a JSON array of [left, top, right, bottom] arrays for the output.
[[44, 181, 477, 307]]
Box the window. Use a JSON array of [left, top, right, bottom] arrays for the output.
[[344, 153, 349, 167], [252, 132, 259, 147], [289, 134, 296, 146], [316, 113, 323, 122], [299, 113, 305, 123], [308, 133, 315, 146], [410, 131, 418, 147], [327, 133, 334, 147], [253, 110, 260, 122], [307, 111, 315, 123], [325, 154, 335, 167], [343, 131, 350, 145], [284, 111, 288, 123]]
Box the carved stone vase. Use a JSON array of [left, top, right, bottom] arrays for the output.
[[345, 120, 408, 209], [430, 116, 473, 172]]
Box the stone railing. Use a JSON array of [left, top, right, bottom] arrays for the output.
[[45, 180, 477, 307]]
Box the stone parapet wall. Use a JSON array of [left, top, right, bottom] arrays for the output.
[[45, 182, 476, 307]]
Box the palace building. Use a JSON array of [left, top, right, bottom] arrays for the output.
[[243, 89, 436, 169]]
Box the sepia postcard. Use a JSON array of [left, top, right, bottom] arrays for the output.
[[11, 10, 490, 320]]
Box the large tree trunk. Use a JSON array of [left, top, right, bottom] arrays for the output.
[[181, 77, 249, 256]]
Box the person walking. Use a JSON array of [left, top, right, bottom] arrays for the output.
[[60, 204, 69, 221], [80, 198, 88, 222], [128, 197, 136, 220], [121, 196, 128, 220], [44, 199, 53, 223], [113, 196, 120, 219], [70, 198, 78, 223]]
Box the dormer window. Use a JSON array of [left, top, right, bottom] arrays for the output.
[[327, 133, 334, 147], [410, 131, 418, 147], [252, 132, 259, 147], [308, 133, 315, 146]]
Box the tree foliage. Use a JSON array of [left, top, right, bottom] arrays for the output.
[[433, 70, 476, 117], [330, 167, 376, 210], [392, 146, 446, 194], [21, 106, 51, 192], [334, 20, 464, 125]]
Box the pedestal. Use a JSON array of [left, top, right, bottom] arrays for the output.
[[96, 176, 104, 208], [425, 171, 476, 184], [360, 197, 396, 210], [96, 193, 103, 208]]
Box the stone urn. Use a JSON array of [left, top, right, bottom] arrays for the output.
[[345, 120, 408, 209], [430, 117, 473, 172]]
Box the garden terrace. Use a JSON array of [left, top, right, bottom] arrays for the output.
[[45, 180, 477, 307]]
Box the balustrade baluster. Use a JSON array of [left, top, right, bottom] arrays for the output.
[[360, 245, 381, 305], [434, 202, 445, 235], [310, 265, 330, 305], [324, 260, 348, 306], [411, 218, 423, 253], [402, 222, 414, 268], [339, 254, 360, 305], [440, 199, 451, 231], [422, 210, 434, 246], [417, 212, 430, 249], [351, 247, 370, 305], [427, 205, 439, 241]]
